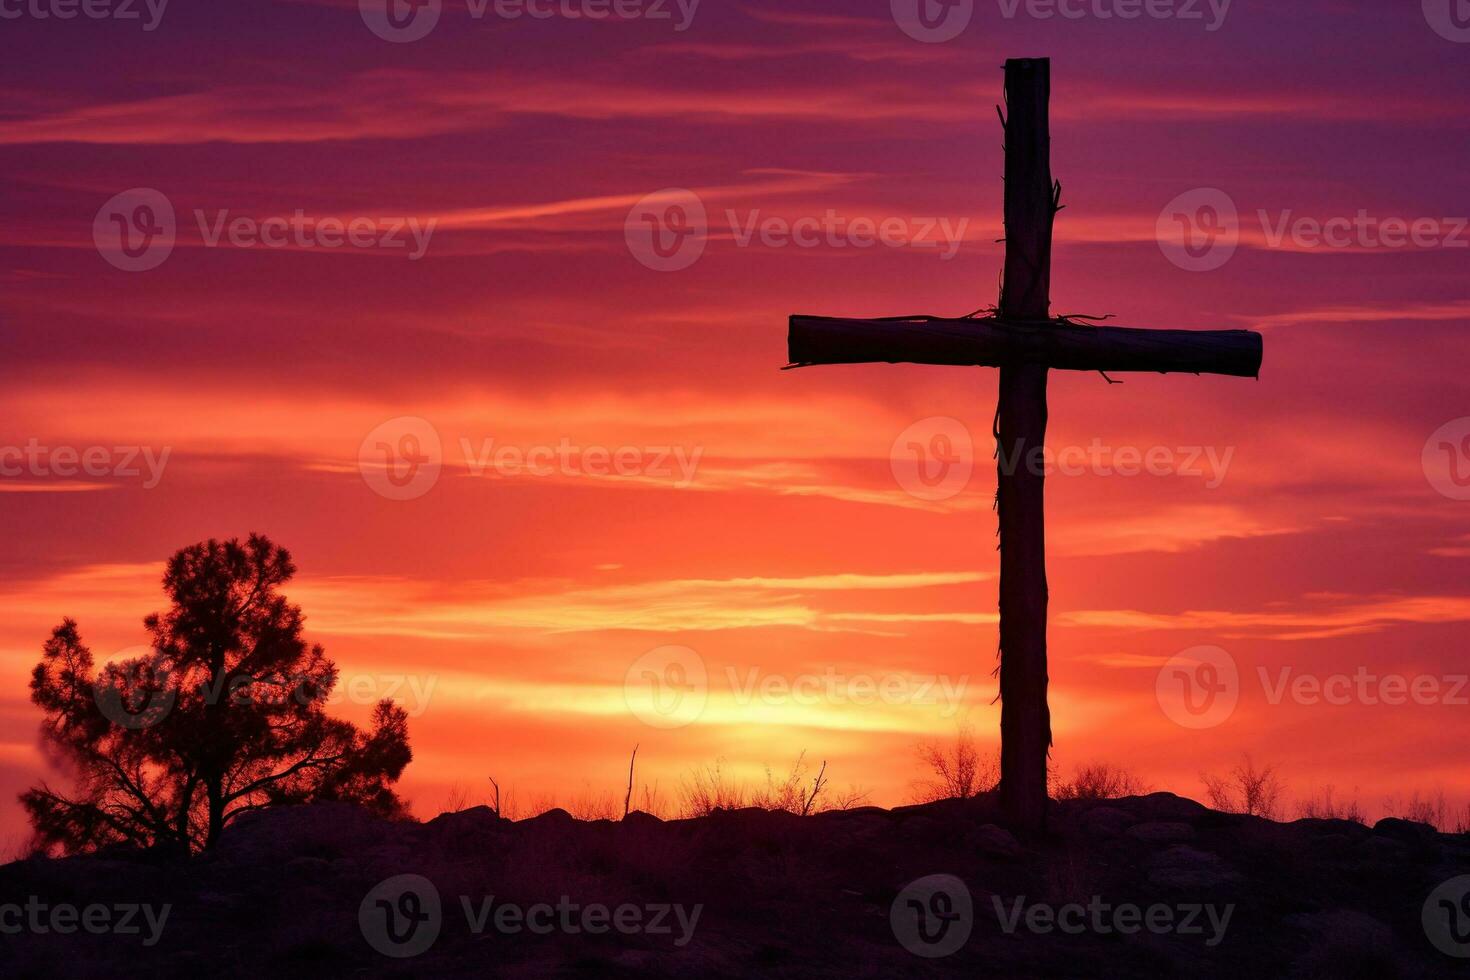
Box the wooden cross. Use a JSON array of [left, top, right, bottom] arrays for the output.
[[784, 58, 1263, 832]]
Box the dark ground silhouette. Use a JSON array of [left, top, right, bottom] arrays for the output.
[[2, 791, 1465, 978]]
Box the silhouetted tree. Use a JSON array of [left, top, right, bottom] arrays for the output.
[[21, 534, 412, 854]]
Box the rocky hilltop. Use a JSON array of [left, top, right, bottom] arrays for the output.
[[2, 793, 1467, 978]]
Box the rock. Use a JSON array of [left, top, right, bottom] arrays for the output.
[[1287, 909, 1395, 977], [1146, 845, 1239, 890], [284, 855, 331, 874], [1131, 793, 1209, 823], [622, 810, 664, 830], [214, 802, 398, 865], [898, 814, 944, 841], [519, 807, 576, 830], [1126, 821, 1195, 844], [1355, 834, 1409, 865], [1079, 806, 1136, 839], [1372, 817, 1438, 846], [971, 823, 1022, 860]]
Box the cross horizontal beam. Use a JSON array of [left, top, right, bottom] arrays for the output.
[[788, 315, 1263, 379]]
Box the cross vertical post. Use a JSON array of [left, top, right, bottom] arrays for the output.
[[783, 57, 1262, 838], [996, 58, 1054, 831]]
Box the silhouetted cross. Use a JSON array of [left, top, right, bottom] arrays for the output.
[[784, 58, 1263, 831]]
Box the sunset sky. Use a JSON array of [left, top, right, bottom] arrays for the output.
[[2, 0, 1469, 842]]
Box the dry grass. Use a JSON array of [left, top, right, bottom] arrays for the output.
[[1201, 754, 1285, 819], [677, 753, 867, 818], [909, 725, 997, 802], [1053, 762, 1149, 801], [1295, 785, 1366, 824]]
